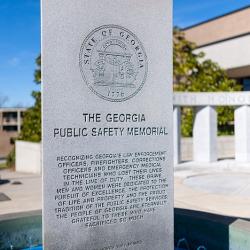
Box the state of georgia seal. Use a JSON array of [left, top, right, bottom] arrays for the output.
[[79, 25, 148, 102]]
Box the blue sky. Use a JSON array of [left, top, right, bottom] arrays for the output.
[[174, 0, 250, 28], [0, 0, 250, 107], [0, 0, 40, 107]]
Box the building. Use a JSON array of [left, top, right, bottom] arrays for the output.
[[0, 108, 26, 158], [184, 5, 250, 90]]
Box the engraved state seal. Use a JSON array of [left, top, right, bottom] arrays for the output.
[[79, 25, 148, 102]]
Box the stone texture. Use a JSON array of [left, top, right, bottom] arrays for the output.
[[174, 92, 250, 106], [42, 0, 173, 249], [193, 106, 217, 162], [173, 107, 181, 165], [235, 106, 250, 162]]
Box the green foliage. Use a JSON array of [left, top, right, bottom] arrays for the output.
[[6, 148, 15, 168], [180, 108, 194, 137], [34, 55, 41, 84], [174, 28, 242, 136], [19, 91, 41, 142], [18, 55, 41, 142]]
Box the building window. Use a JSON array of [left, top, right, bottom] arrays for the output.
[[3, 126, 18, 132], [243, 78, 250, 91]]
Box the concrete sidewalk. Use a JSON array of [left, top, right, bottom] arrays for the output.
[[0, 169, 41, 215], [175, 163, 250, 218]]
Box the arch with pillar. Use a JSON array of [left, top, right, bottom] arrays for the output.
[[173, 92, 250, 164]]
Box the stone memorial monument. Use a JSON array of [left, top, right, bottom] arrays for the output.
[[42, 0, 173, 249]]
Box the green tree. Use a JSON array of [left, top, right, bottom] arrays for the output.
[[19, 55, 41, 142], [7, 56, 41, 167], [173, 28, 242, 136]]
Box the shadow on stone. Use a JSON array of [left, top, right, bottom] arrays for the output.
[[0, 192, 11, 202], [12, 181, 22, 185], [0, 179, 10, 185]]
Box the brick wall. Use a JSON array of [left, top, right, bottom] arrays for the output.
[[0, 131, 18, 158]]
